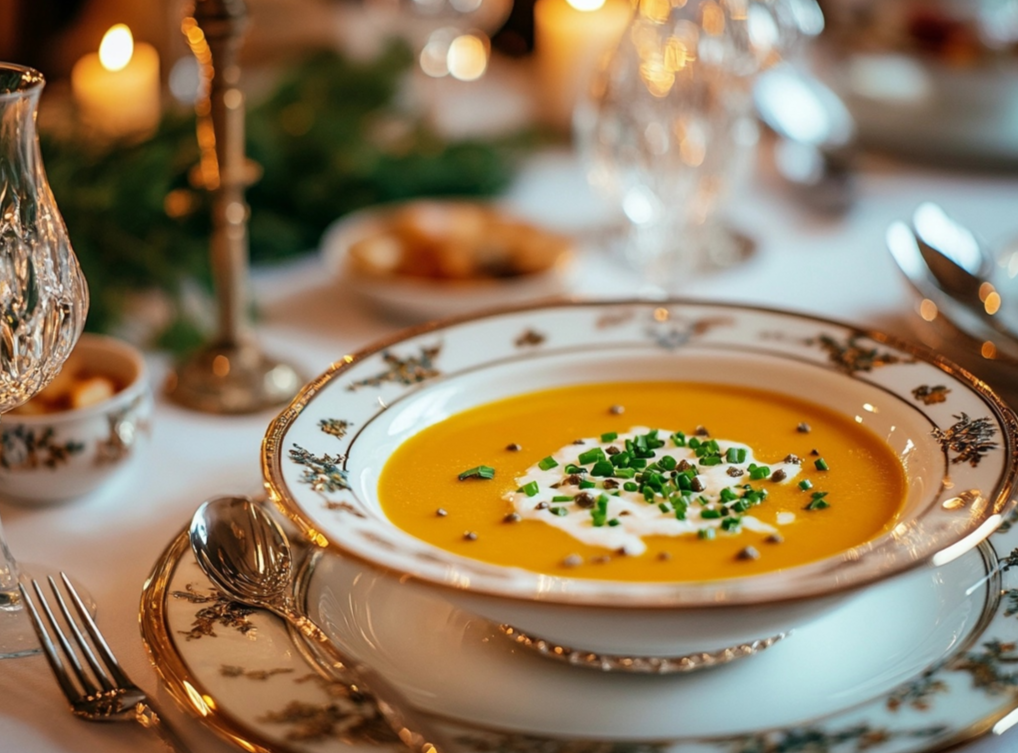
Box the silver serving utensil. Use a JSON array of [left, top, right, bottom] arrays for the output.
[[886, 209, 1018, 363], [189, 495, 445, 753], [909, 202, 1001, 311], [754, 63, 857, 214], [890, 203, 1018, 342]]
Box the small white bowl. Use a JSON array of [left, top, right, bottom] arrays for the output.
[[0, 334, 152, 504], [264, 300, 1018, 664], [321, 200, 575, 322]]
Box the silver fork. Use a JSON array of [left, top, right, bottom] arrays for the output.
[[19, 573, 191, 753]]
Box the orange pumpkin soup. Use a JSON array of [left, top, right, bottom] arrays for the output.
[[378, 381, 907, 581]]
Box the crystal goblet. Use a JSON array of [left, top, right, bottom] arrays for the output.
[[0, 63, 90, 657], [576, 0, 823, 295]]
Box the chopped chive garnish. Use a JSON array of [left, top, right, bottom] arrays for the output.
[[700, 456, 723, 466], [578, 447, 606, 465], [609, 451, 629, 467], [591, 460, 614, 477], [564, 464, 584, 474], [806, 491, 830, 510], [550, 506, 569, 516], [798, 479, 813, 491], [614, 467, 636, 479], [600, 431, 618, 442], [721, 517, 742, 531], [698, 528, 716, 540], [671, 432, 687, 447], [538, 456, 559, 471], [579, 479, 596, 490], [748, 465, 771, 480], [815, 458, 830, 471], [552, 495, 573, 502], [658, 455, 677, 471], [608, 518, 621, 527], [459, 465, 495, 481], [623, 481, 638, 492], [520, 481, 539, 497], [658, 502, 670, 513], [701, 509, 722, 519]]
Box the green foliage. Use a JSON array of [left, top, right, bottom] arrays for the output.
[[42, 41, 534, 340]]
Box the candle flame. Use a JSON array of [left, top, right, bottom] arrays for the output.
[[567, 0, 608, 11], [99, 24, 134, 72]]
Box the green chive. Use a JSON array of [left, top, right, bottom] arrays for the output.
[[701, 509, 722, 519], [721, 517, 742, 531], [579, 479, 596, 490], [608, 518, 621, 527], [600, 431, 618, 442], [550, 506, 569, 516], [815, 458, 829, 471], [614, 467, 636, 479], [671, 432, 687, 447], [698, 528, 716, 540], [578, 447, 606, 465], [591, 460, 615, 477], [623, 481, 638, 492], [798, 479, 813, 491], [749, 465, 771, 480], [459, 465, 495, 480], [520, 481, 539, 497], [552, 495, 573, 502], [538, 456, 559, 471], [806, 491, 830, 510]]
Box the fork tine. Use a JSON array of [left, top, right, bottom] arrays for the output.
[[33, 578, 103, 698], [18, 581, 87, 704], [60, 572, 133, 690], [46, 575, 116, 694]]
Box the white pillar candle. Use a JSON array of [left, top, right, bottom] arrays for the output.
[[534, 0, 632, 133], [71, 25, 160, 141]]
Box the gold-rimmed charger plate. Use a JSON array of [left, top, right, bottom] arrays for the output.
[[141, 514, 1018, 753]]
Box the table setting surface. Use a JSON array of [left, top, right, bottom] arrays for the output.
[[2, 145, 1018, 753]]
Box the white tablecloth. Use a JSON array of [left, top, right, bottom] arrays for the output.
[[2, 146, 1018, 753]]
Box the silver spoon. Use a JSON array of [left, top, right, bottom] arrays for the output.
[[886, 209, 1018, 363], [189, 495, 445, 753], [894, 203, 1018, 342], [909, 202, 998, 308]]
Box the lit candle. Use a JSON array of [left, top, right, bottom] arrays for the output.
[[71, 25, 160, 141], [534, 0, 632, 132]]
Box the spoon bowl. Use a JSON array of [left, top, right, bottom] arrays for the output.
[[189, 495, 447, 753], [887, 202, 1018, 355], [189, 495, 293, 610]]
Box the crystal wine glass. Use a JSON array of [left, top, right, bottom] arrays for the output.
[[0, 63, 90, 658], [577, 0, 823, 295]]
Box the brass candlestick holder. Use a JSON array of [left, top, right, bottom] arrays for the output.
[[167, 0, 302, 414]]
